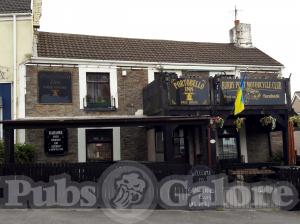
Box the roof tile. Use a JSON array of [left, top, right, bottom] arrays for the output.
[[0, 0, 31, 14], [37, 31, 283, 66]]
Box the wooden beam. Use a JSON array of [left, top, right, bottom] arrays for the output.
[[0, 116, 210, 130], [163, 125, 176, 161], [282, 114, 289, 165], [4, 128, 14, 164]]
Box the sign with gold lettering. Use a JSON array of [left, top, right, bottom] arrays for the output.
[[38, 71, 72, 103], [169, 78, 210, 105], [219, 79, 285, 105]]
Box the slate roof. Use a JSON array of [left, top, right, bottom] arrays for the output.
[[0, 0, 31, 14], [37, 31, 283, 66]]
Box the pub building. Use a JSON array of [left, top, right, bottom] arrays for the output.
[[2, 19, 294, 168]]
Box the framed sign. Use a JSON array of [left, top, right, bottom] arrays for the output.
[[38, 71, 72, 103], [169, 78, 210, 105], [44, 128, 68, 155], [219, 79, 286, 105]]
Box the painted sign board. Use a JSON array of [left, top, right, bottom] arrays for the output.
[[169, 78, 210, 105], [219, 79, 286, 105], [38, 71, 72, 103]]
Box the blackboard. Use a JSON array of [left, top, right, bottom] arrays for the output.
[[38, 71, 72, 103], [44, 128, 68, 155], [189, 165, 214, 182]]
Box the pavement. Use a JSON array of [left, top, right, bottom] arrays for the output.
[[0, 209, 299, 224]]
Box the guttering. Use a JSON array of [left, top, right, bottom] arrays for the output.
[[0, 13, 32, 17], [13, 14, 17, 119], [29, 57, 284, 71]]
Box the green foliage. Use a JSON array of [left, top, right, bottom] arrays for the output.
[[289, 115, 300, 128], [0, 141, 35, 164], [260, 115, 276, 130], [15, 143, 35, 164], [212, 116, 224, 129], [233, 117, 245, 132]]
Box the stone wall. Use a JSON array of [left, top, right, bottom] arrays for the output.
[[25, 66, 148, 162]]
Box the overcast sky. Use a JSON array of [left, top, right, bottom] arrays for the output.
[[40, 0, 300, 94]]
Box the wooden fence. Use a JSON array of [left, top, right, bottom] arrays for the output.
[[0, 162, 191, 182]]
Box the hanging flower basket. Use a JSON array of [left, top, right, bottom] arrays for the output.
[[260, 115, 276, 131], [211, 116, 224, 129], [233, 117, 245, 132], [289, 115, 300, 128]]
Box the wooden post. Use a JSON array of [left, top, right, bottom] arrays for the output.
[[4, 127, 15, 164], [209, 127, 217, 168], [163, 125, 175, 161], [282, 113, 289, 165]]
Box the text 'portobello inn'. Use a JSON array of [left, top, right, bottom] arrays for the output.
[[0, 0, 297, 168]]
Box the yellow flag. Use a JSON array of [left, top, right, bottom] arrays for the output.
[[234, 79, 245, 115]]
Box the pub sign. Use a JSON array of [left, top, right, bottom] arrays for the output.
[[219, 79, 286, 105], [169, 78, 210, 105], [38, 71, 72, 103], [44, 128, 68, 155]]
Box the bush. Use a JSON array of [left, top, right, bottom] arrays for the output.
[[0, 141, 35, 164], [15, 143, 35, 164]]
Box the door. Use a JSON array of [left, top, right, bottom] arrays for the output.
[[0, 84, 12, 139], [0, 83, 12, 120]]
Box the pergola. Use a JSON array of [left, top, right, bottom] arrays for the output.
[[1, 115, 211, 164]]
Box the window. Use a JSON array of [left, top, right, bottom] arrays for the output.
[[79, 67, 118, 110], [86, 73, 113, 108], [217, 128, 239, 160], [86, 129, 113, 161]]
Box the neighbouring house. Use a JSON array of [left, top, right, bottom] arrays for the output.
[[0, 0, 42, 140]]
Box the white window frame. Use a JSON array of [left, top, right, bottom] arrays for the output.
[[79, 66, 118, 109], [77, 127, 121, 162]]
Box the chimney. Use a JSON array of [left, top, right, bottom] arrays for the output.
[[230, 20, 253, 48], [32, 0, 42, 29]]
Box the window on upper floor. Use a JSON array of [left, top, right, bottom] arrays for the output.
[[86, 72, 112, 109], [79, 67, 118, 111]]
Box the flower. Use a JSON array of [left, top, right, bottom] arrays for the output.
[[212, 116, 224, 129], [233, 117, 245, 131], [260, 115, 276, 130], [289, 115, 300, 128]]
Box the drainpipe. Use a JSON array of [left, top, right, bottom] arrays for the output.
[[13, 14, 17, 120]]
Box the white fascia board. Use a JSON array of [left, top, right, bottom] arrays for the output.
[[29, 57, 283, 71], [0, 13, 32, 21], [292, 93, 300, 105]]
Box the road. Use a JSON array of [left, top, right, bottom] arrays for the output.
[[0, 209, 299, 224]]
